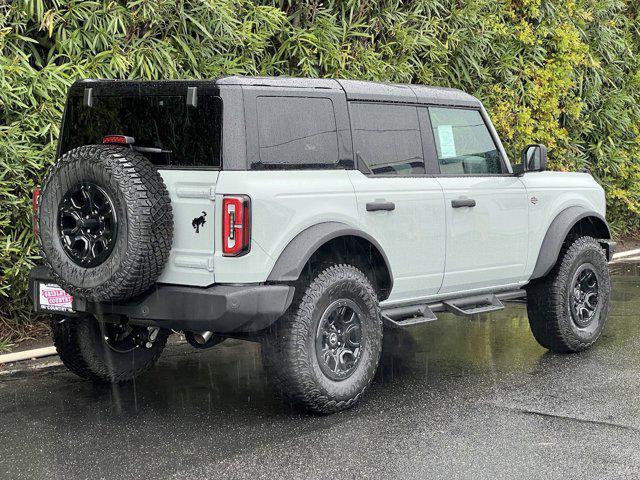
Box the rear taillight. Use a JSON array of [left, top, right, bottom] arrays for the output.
[[222, 195, 251, 256], [33, 187, 41, 236]]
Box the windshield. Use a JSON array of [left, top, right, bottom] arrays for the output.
[[59, 94, 222, 168]]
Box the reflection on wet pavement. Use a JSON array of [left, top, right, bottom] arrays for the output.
[[1, 264, 640, 479]]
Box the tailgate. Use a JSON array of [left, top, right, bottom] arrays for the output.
[[156, 170, 219, 286]]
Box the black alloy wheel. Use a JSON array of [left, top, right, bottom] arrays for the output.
[[263, 264, 383, 414], [39, 145, 173, 301], [315, 299, 364, 380], [569, 264, 599, 328], [58, 182, 117, 268]]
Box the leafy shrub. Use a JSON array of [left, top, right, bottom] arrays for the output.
[[1, 0, 639, 337]]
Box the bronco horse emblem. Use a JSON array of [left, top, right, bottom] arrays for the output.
[[192, 211, 207, 233]]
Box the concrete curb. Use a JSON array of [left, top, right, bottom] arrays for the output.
[[0, 346, 57, 365], [612, 248, 640, 260]]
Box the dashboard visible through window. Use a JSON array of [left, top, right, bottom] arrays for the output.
[[428, 107, 502, 175]]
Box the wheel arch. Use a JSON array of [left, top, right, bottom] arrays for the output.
[[530, 206, 612, 280], [267, 222, 393, 300]]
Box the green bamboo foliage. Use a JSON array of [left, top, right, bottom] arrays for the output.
[[1, 0, 639, 335]]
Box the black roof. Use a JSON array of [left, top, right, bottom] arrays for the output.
[[218, 76, 480, 107], [71, 76, 480, 107]]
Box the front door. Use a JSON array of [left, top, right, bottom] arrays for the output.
[[425, 106, 528, 294], [437, 176, 528, 293]]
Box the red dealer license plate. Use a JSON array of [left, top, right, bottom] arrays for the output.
[[38, 283, 74, 313]]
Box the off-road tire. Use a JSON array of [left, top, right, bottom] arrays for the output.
[[52, 316, 169, 383], [263, 264, 382, 414], [38, 144, 173, 302], [526, 236, 611, 353]]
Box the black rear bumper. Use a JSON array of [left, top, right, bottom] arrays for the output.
[[29, 266, 295, 333]]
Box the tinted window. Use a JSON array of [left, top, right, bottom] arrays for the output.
[[60, 95, 222, 168], [350, 103, 425, 175], [429, 107, 502, 174], [255, 96, 339, 169]]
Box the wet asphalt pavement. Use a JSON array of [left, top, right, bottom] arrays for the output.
[[1, 263, 640, 479]]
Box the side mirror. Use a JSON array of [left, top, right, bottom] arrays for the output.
[[521, 144, 547, 172]]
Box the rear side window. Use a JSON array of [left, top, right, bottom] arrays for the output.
[[350, 103, 425, 175], [60, 95, 222, 168], [254, 96, 339, 169], [428, 107, 502, 175]]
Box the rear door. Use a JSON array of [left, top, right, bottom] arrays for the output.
[[424, 106, 528, 293], [348, 102, 446, 304]]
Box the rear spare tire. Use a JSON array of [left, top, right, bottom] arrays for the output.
[[38, 145, 173, 302]]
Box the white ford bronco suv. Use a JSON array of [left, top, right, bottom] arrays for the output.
[[30, 76, 614, 414]]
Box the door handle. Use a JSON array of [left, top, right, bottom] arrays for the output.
[[451, 199, 476, 208], [366, 201, 395, 212]]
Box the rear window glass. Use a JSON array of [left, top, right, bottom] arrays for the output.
[[254, 96, 339, 169], [350, 102, 425, 175], [59, 95, 222, 168]]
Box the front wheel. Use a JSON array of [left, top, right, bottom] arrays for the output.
[[52, 316, 169, 382], [526, 236, 611, 353], [263, 264, 382, 414]]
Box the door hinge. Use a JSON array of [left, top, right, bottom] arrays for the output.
[[176, 186, 216, 201], [174, 256, 215, 272]]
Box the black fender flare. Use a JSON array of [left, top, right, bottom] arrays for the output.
[[531, 206, 611, 280], [267, 221, 393, 288]]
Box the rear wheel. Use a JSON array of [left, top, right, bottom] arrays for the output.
[[526, 236, 611, 353], [52, 316, 169, 382], [263, 264, 382, 414]]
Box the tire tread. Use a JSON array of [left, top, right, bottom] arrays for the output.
[[263, 264, 382, 414], [52, 318, 168, 383], [38, 145, 173, 301], [526, 236, 611, 353]]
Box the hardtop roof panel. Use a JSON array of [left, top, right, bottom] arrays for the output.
[[70, 76, 482, 106], [336, 79, 416, 103], [216, 75, 340, 90], [409, 84, 480, 107], [336, 78, 481, 106]]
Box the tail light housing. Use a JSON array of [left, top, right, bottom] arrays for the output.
[[103, 135, 135, 145], [222, 195, 251, 256], [33, 187, 41, 236]]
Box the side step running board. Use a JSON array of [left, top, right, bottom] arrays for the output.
[[382, 304, 437, 329], [381, 289, 526, 328], [442, 294, 504, 316]]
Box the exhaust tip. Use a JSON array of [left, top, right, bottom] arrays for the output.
[[192, 331, 213, 345]]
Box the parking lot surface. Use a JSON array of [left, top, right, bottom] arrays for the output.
[[1, 262, 639, 479]]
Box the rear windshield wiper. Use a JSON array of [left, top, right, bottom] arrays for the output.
[[133, 146, 172, 154]]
